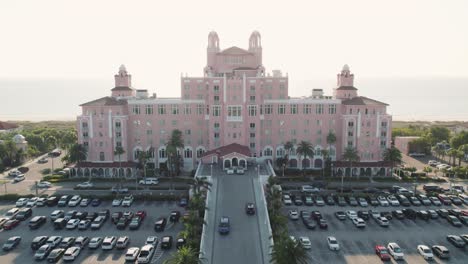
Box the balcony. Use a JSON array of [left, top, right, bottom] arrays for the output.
[[227, 116, 242, 122]]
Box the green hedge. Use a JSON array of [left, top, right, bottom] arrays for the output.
[[0, 194, 36, 201]]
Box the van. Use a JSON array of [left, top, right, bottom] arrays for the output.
[[29, 216, 47, 229], [53, 218, 67, 230], [15, 207, 32, 221], [5, 208, 20, 219], [423, 184, 441, 193], [58, 195, 70, 207]]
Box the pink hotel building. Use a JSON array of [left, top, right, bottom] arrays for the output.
[[74, 31, 392, 178]]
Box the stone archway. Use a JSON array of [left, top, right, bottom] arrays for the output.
[[105, 168, 110, 177], [224, 159, 231, 169], [314, 159, 323, 169], [119, 168, 124, 177], [302, 159, 310, 169], [84, 168, 90, 177], [126, 168, 132, 177], [345, 168, 351, 177], [239, 159, 246, 169], [366, 168, 371, 176], [232, 157, 239, 167], [77, 168, 83, 177], [98, 168, 104, 177]]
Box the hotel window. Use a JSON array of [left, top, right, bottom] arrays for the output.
[[132, 105, 141, 115], [212, 105, 221, 116], [365, 108, 368, 115], [99, 141, 103, 147], [184, 148, 192, 158], [316, 120, 322, 126], [147, 130, 152, 135], [158, 104, 166, 115], [250, 85, 255, 92], [317, 129, 322, 135], [184, 84, 189, 90], [184, 94, 190, 99], [171, 105, 179, 115], [214, 95, 220, 102], [82, 122, 88, 128], [303, 104, 311, 114], [348, 141, 353, 147], [279, 84, 285, 90], [304, 120, 310, 126], [290, 129, 296, 136], [278, 104, 286, 115], [214, 85, 219, 93], [250, 95, 255, 102], [250, 142, 256, 149], [348, 121, 354, 127], [98, 122, 103, 128], [185, 129, 191, 135], [349, 108, 353, 114], [196, 94, 203, 100], [115, 142, 121, 147], [279, 129, 285, 136], [380, 140, 387, 147], [196, 148, 205, 158], [116, 132, 121, 138], [381, 121, 388, 127], [172, 120, 178, 126], [276, 148, 284, 157], [196, 104, 204, 115], [227, 106, 242, 119], [348, 131, 354, 137], [263, 148, 273, 156], [250, 133, 255, 138], [99, 152, 105, 161], [304, 129, 309, 135], [183, 104, 191, 115], [248, 105, 257, 116], [290, 104, 297, 114], [316, 104, 324, 114], [381, 131, 387, 137], [158, 120, 165, 126], [146, 105, 153, 115], [250, 123, 255, 129], [82, 132, 88, 138], [328, 104, 336, 114], [366, 131, 370, 137], [197, 85, 202, 90], [214, 133, 220, 139]]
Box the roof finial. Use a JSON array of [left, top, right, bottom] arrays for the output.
[[119, 64, 127, 73], [342, 64, 350, 72]]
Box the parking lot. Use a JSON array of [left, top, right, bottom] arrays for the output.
[[0, 199, 185, 263], [283, 197, 468, 264]]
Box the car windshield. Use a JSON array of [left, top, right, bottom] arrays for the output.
[[139, 251, 149, 257], [329, 240, 337, 244], [393, 247, 402, 253], [423, 248, 431, 253], [380, 249, 388, 254]]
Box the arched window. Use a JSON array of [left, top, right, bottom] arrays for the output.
[[159, 148, 167, 159], [315, 147, 321, 156], [263, 148, 273, 157], [133, 149, 142, 160], [147, 149, 154, 158], [184, 148, 192, 158], [196, 148, 205, 158], [276, 148, 284, 157]]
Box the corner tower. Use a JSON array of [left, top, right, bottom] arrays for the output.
[[205, 31, 220, 76], [111, 65, 135, 97], [334, 64, 358, 99], [248, 31, 262, 66]]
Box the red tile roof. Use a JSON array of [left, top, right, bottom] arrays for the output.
[[0, 121, 19, 130], [202, 143, 251, 158], [336, 86, 358, 90], [342, 96, 389, 106], [79, 96, 127, 106]]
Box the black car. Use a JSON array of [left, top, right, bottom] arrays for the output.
[[432, 245, 450, 259], [417, 210, 430, 221], [179, 198, 188, 207], [357, 211, 369, 220], [31, 236, 48, 250], [449, 195, 463, 206], [448, 209, 462, 217], [116, 217, 129, 230], [2, 236, 21, 251], [436, 209, 449, 218], [447, 235, 466, 248], [392, 210, 404, 220], [311, 211, 322, 220], [317, 218, 328, 229], [369, 197, 379, 206], [75, 211, 88, 220], [402, 209, 416, 220], [337, 196, 347, 206], [380, 211, 393, 220], [85, 212, 98, 221], [98, 209, 110, 221], [293, 196, 303, 206], [397, 195, 411, 206], [59, 237, 75, 249], [15, 208, 32, 221], [245, 203, 256, 215], [161, 236, 173, 249], [112, 212, 123, 224], [302, 218, 316, 229], [29, 216, 47, 229], [447, 215, 463, 227], [47, 248, 65, 263], [176, 238, 186, 249], [170, 211, 181, 222], [154, 218, 167, 232], [459, 215, 468, 226], [53, 218, 67, 230], [46, 196, 60, 206], [91, 198, 101, 207]]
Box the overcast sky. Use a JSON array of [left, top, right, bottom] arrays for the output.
[[1, 0, 467, 98]]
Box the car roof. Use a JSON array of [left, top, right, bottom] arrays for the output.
[[220, 217, 229, 223]]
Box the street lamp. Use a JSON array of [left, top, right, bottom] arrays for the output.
[[210, 164, 213, 177]]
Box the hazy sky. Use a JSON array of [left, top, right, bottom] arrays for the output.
[[1, 0, 467, 98]]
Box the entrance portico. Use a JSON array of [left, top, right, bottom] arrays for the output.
[[201, 143, 251, 170]]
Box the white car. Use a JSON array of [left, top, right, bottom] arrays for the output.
[[88, 237, 103, 249], [346, 210, 357, 219], [13, 175, 25, 182], [358, 197, 368, 207], [66, 219, 80, 229], [26, 197, 39, 207], [8, 169, 22, 177], [387, 242, 404, 260], [288, 210, 299, 220], [68, 195, 82, 207], [236, 168, 245, 174], [137, 244, 155, 263], [112, 198, 122, 207], [352, 217, 366, 228], [102, 236, 117, 250], [327, 236, 340, 251], [387, 195, 400, 206], [301, 185, 320, 193], [116, 236, 130, 249], [63, 246, 81, 261], [145, 236, 159, 245], [122, 195, 134, 207], [298, 237, 311, 249], [282, 195, 292, 206], [417, 245, 434, 261], [37, 181, 51, 188], [15, 198, 29, 207], [78, 220, 91, 230], [139, 178, 159, 185], [377, 196, 389, 206], [125, 247, 140, 261], [46, 236, 63, 248], [376, 216, 389, 227], [34, 244, 53, 260], [369, 210, 380, 220], [76, 181, 93, 189], [226, 169, 235, 174]]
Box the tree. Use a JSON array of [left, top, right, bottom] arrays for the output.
[[459, 144, 468, 164], [166, 129, 184, 189], [137, 150, 151, 185], [429, 126, 451, 145], [284, 141, 294, 156], [163, 246, 204, 264], [114, 146, 125, 178], [271, 234, 310, 264], [64, 143, 87, 164], [447, 149, 459, 166], [192, 176, 212, 196], [326, 131, 337, 156], [296, 140, 314, 175], [342, 147, 360, 178], [383, 146, 402, 178], [276, 155, 289, 177], [321, 149, 330, 178]]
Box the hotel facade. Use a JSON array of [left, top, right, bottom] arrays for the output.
[[74, 31, 392, 178]]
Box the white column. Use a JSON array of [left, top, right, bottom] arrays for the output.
[[89, 113, 94, 138], [357, 113, 361, 138], [223, 74, 227, 103], [108, 110, 113, 138], [376, 112, 381, 138], [243, 73, 246, 103]]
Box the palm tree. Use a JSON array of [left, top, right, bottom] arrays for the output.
[[163, 246, 205, 264], [383, 146, 402, 178], [459, 144, 468, 165], [296, 140, 314, 175], [114, 146, 125, 179], [137, 150, 150, 186], [342, 146, 360, 183], [284, 141, 294, 156], [65, 143, 87, 180], [321, 149, 330, 178], [271, 234, 310, 264], [447, 149, 458, 166], [167, 129, 184, 189], [326, 131, 337, 157], [192, 176, 212, 196]]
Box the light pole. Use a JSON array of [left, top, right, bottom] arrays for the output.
[[210, 164, 213, 177]]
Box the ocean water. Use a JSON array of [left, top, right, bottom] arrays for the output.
[[0, 77, 467, 122]]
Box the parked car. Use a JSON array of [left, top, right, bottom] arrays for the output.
[[125, 247, 140, 261], [293, 196, 303, 206], [46, 236, 63, 248], [417, 245, 434, 261], [430, 196, 442, 206], [74, 236, 90, 249], [417, 210, 430, 221], [409, 196, 421, 206], [112, 198, 122, 207], [88, 237, 103, 249], [129, 216, 142, 230], [15, 198, 29, 207], [432, 245, 450, 259], [34, 244, 53, 260], [137, 244, 155, 263], [375, 245, 391, 261], [2, 236, 21, 251], [38, 157, 48, 164], [102, 236, 117, 250], [59, 237, 76, 249], [116, 236, 130, 249], [47, 248, 65, 263], [428, 210, 438, 219], [46, 196, 60, 206], [161, 236, 173, 249], [31, 236, 48, 250], [337, 196, 347, 206], [288, 210, 299, 220], [53, 218, 67, 230], [327, 236, 340, 251], [91, 216, 105, 230], [376, 216, 389, 227], [139, 178, 159, 185], [346, 210, 357, 219], [76, 181, 93, 189], [377, 196, 389, 206], [282, 194, 292, 206], [438, 194, 452, 205], [447, 235, 466, 247], [357, 211, 369, 220], [315, 196, 325, 206], [416, 194, 432, 206], [36, 197, 47, 206], [304, 196, 314, 206], [347, 196, 358, 206], [78, 220, 91, 230], [154, 218, 167, 232], [3, 219, 20, 230], [176, 238, 186, 249], [5, 208, 20, 219], [29, 216, 47, 229], [122, 195, 134, 207], [57, 195, 70, 207], [358, 197, 368, 207], [436, 209, 449, 218], [13, 174, 25, 182], [335, 211, 346, 220], [91, 198, 101, 207], [352, 217, 366, 228], [402, 208, 416, 220], [15, 208, 32, 221], [302, 218, 316, 229], [63, 246, 81, 261], [80, 198, 91, 207], [387, 242, 404, 260], [50, 210, 65, 221], [145, 236, 159, 246], [449, 195, 463, 205], [8, 169, 22, 177], [301, 185, 320, 193], [387, 195, 400, 206], [325, 195, 335, 205]]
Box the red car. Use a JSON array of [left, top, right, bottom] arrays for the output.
[[3, 219, 20, 230], [136, 210, 147, 220], [375, 245, 391, 261], [461, 210, 468, 217]]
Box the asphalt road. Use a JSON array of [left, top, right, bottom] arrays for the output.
[[211, 167, 264, 264]]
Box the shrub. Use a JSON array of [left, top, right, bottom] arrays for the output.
[[41, 168, 51, 175]]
